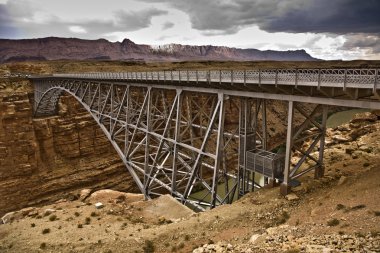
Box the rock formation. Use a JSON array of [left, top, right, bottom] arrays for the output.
[[0, 37, 317, 63], [0, 92, 137, 217]]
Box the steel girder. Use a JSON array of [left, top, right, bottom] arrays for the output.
[[34, 79, 247, 210], [32, 75, 376, 209]]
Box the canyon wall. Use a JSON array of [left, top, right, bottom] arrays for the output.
[[0, 91, 137, 216]]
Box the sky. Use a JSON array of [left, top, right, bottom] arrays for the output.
[[0, 0, 379, 60]]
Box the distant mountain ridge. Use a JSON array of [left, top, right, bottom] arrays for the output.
[[0, 37, 318, 63]]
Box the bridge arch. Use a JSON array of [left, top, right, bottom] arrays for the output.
[[35, 85, 146, 191], [34, 80, 241, 210]]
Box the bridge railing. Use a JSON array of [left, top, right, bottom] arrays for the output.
[[52, 68, 379, 89]]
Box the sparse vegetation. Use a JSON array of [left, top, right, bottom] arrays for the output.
[[143, 240, 155, 253], [42, 228, 50, 234], [284, 249, 300, 253], [351, 204, 366, 211], [77, 224, 83, 228], [49, 214, 57, 221], [31, 223, 35, 227], [374, 211, 380, 216], [178, 242, 185, 249], [85, 217, 91, 225], [40, 242, 46, 249], [184, 234, 190, 241], [74, 212, 80, 217], [327, 218, 340, 226], [90, 211, 97, 217], [336, 204, 346, 210], [275, 211, 290, 225]]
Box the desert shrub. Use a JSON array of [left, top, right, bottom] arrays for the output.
[[31, 223, 35, 227], [40, 243, 46, 249], [374, 211, 380, 216], [49, 215, 57, 221], [42, 228, 50, 234], [184, 234, 190, 241], [90, 212, 97, 217], [143, 240, 155, 253], [336, 204, 346, 210], [351, 204, 366, 211], [74, 212, 80, 217], [178, 242, 185, 249], [85, 217, 91, 225], [77, 224, 83, 228], [327, 218, 340, 226], [284, 249, 300, 253]]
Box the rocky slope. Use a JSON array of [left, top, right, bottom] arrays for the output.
[[0, 37, 317, 63], [0, 111, 379, 253]]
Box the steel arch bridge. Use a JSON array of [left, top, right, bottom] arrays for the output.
[[31, 69, 380, 210]]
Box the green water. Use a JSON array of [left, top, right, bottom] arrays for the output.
[[327, 109, 369, 128]]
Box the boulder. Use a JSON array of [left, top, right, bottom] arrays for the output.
[[285, 193, 299, 201], [350, 112, 377, 123], [337, 176, 347, 186], [87, 189, 144, 204], [79, 188, 92, 201], [95, 202, 104, 209]]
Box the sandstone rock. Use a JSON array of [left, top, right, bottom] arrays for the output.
[[1, 206, 38, 223], [350, 112, 377, 123], [1, 211, 18, 224], [87, 189, 144, 205], [337, 176, 347, 186], [79, 189, 92, 201], [95, 202, 104, 209], [332, 135, 351, 144], [249, 234, 264, 244], [43, 208, 56, 216], [337, 125, 351, 132], [285, 193, 299, 201]]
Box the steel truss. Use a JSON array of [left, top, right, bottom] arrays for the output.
[[32, 69, 380, 209]]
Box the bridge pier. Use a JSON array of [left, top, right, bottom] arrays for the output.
[[281, 102, 328, 195]]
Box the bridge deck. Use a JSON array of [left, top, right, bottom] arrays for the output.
[[31, 68, 380, 109], [48, 69, 379, 90]]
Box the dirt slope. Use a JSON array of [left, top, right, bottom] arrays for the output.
[[0, 112, 379, 253]]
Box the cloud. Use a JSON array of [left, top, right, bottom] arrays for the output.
[[141, 0, 380, 35], [69, 25, 87, 34], [0, 0, 168, 39], [114, 8, 168, 31], [342, 34, 380, 54], [162, 21, 174, 30]]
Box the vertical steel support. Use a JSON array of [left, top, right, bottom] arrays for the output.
[[281, 100, 294, 195], [261, 100, 267, 150], [144, 88, 152, 199], [211, 92, 225, 208], [315, 105, 328, 178], [171, 89, 183, 194], [123, 86, 131, 155]]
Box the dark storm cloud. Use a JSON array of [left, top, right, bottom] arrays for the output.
[[0, 3, 21, 37], [114, 8, 168, 31], [342, 34, 380, 54], [141, 0, 380, 35]]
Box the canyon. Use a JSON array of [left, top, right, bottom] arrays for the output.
[[0, 87, 137, 217]]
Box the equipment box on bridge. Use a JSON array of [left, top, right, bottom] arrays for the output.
[[246, 149, 284, 179]]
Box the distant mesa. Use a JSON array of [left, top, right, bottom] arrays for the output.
[[0, 37, 318, 63]]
